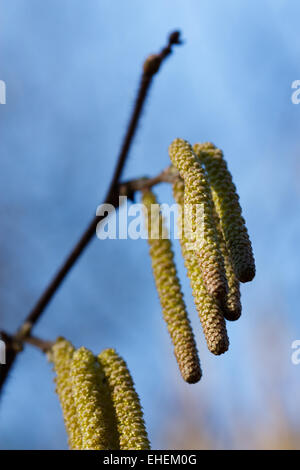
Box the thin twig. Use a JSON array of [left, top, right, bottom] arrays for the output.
[[23, 336, 54, 354], [0, 31, 182, 394], [1, 330, 53, 354], [119, 166, 179, 195]]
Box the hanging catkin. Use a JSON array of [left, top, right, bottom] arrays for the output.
[[212, 209, 241, 321], [70, 347, 112, 450], [50, 338, 82, 450], [169, 138, 227, 301], [98, 348, 150, 450], [173, 178, 229, 355], [94, 363, 120, 450], [194, 142, 255, 283], [142, 189, 202, 384]]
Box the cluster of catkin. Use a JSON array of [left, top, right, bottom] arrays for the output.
[[49, 337, 150, 450], [143, 138, 255, 382]]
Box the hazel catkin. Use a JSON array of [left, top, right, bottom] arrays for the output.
[[142, 189, 202, 384], [194, 142, 255, 283], [173, 178, 229, 355], [98, 348, 150, 450], [211, 209, 241, 321], [169, 138, 227, 301], [50, 337, 83, 450], [70, 347, 111, 450]]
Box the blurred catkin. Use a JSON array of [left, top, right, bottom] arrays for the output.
[[98, 348, 150, 450], [173, 178, 229, 355], [70, 347, 112, 450], [169, 138, 227, 300], [142, 189, 202, 384], [50, 338, 82, 450], [194, 142, 255, 283]]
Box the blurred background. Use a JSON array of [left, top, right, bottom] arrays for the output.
[[0, 0, 300, 450]]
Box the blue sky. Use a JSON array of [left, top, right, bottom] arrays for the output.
[[0, 0, 300, 449]]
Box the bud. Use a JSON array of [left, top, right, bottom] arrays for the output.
[[70, 347, 111, 450], [98, 348, 150, 450], [50, 338, 82, 450], [173, 179, 229, 355], [194, 143, 255, 283], [142, 190, 202, 383], [143, 54, 161, 75], [168, 138, 227, 300]]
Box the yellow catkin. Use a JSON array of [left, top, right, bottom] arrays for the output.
[[169, 138, 227, 301], [213, 209, 241, 321], [95, 361, 120, 450], [194, 142, 255, 283], [173, 178, 229, 355], [142, 189, 201, 384], [98, 348, 150, 450], [70, 347, 111, 450], [50, 337, 82, 450]]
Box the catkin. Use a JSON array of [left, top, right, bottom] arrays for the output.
[[70, 347, 111, 450], [169, 138, 227, 300], [173, 178, 229, 355], [98, 348, 150, 450], [94, 362, 120, 450], [50, 338, 82, 450], [213, 209, 241, 321], [194, 142, 255, 283], [142, 189, 201, 384]]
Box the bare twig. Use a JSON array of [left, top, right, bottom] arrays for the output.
[[0, 31, 182, 394], [1, 330, 53, 355], [23, 336, 54, 354], [119, 166, 179, 195]]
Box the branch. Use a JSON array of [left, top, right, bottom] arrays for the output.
[[0, 31, 182, 394], [22, 336, 54, 354], [1, 330, 54, 355], [119, 166, 179, 195]]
